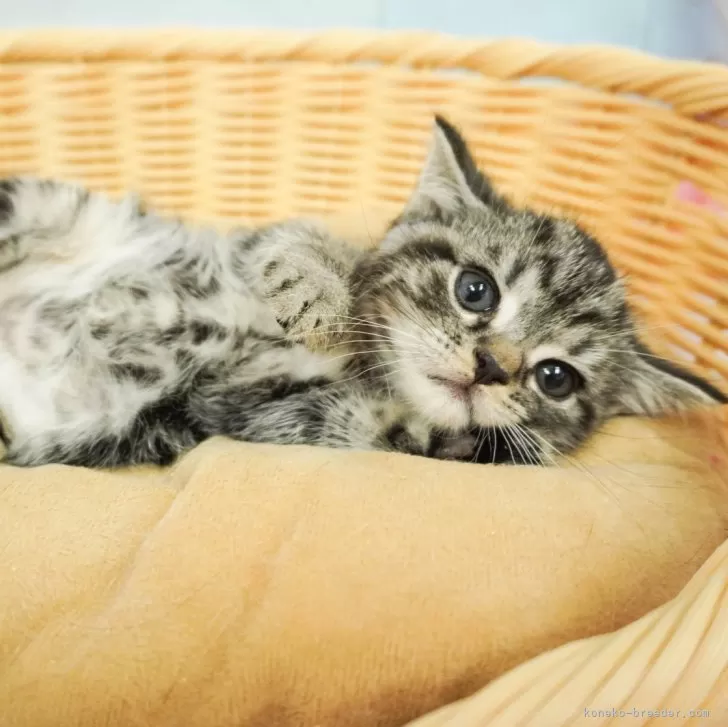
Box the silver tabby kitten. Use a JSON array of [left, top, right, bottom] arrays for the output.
[[0, 117, 723, 468]]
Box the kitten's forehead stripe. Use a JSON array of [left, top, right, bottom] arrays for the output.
[[408, 238, 457, 263], [568, 337, 598, 358], [413, 268, 450, 315], [538, 255, 558, 289], [569, 310, 606, 326], [505, 258, 526, 287], [531, 216, 557, 247]]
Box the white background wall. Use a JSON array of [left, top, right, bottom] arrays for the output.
[[0, 0, 722, 62]]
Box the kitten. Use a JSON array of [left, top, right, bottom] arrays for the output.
[[0, 118, 723, 468]]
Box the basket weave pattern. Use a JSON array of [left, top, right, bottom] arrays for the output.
[[0, 30, 725, 439]]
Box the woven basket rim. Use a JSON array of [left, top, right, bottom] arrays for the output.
[[0, 29, 727, 116]]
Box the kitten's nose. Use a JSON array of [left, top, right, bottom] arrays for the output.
[[473, 338, 524, 386], [473, 350, 510, 386]]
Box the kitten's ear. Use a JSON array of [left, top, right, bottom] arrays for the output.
[[399, 116, 504, 221], [615, 345, 727, 417]]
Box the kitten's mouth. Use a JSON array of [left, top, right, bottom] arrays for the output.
[[428, 375, 473, 402]]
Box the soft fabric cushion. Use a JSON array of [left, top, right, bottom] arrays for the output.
[[1, 410, 726, 727], [406, 532, 728, 727]]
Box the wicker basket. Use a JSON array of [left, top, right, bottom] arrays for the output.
[[0, 29, 725, 441]]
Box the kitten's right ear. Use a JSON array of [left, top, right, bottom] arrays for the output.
[[615, 344, 727, 417], [397, 116, 505, 222]]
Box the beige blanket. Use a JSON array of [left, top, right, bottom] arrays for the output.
[[1, 410, 726, 726], [410, 531, 728, 726]]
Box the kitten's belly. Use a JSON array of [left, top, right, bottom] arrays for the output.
[[0, 257, 282, 460]]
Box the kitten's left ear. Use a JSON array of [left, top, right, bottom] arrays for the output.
[[399, 116, 505, 221], [616, 344, 727, 417]]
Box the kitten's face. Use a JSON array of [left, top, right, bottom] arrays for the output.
[[352, 117, 726, 461]]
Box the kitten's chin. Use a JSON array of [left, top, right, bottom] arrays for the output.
[[394, 368, 471, 431]]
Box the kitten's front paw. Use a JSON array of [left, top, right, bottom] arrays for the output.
[[254, 249, 350, 352], [381, 417, 477, 461], [264, 264, 349, 352]]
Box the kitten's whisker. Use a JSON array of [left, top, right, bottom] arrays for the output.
[[490, 428, 499, 466], [285, 321, 430, 353], [283, 323, 394, 339], [520, 424, 627, 512], [577, 448, 690, 494], [498, 426, 517, 463], [500, 426, 519, 465], [470, 428, 488, 464], [330, 361, 403, 387], [512, 424, 550, 466], [384, 300, 460, 363], [607, 360, 668, 386], [339, 322, 442, 363], [326, 339, 393, 350], [505, 424, 538, 466], [274, 311, 402, 335], [511, 427, 536, 466], [517, 426, 557, 468], [322, 348, 397, 364], [312, 314, 426, 343], [388, 299, 453, 348]]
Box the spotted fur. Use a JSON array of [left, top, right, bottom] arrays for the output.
[[0, 117, 723, 468], [0, 180, 423, 467]]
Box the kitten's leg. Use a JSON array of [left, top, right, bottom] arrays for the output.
[[234, 220, 362, 352], [5, 394, 205, 469], [193, 378, 431, 455], [188, 339, 431, 455]]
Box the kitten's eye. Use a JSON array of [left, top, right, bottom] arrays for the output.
[[455, 269, 499, 313], [535, 360, 580, 400]]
